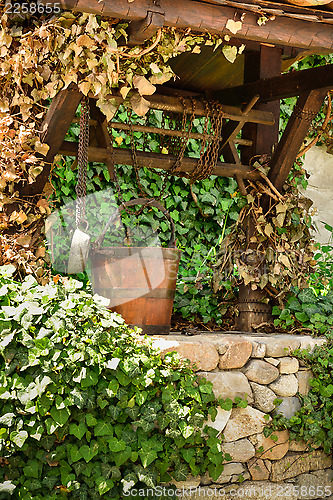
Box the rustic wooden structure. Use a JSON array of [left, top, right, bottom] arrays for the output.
[[27, 0, 333, 331]]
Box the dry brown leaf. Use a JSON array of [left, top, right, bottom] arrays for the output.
[[132, 75, 156, 96], [10, 211, 27, 224], [96, 98, 117, 121], [129, 93, 150, 116], [34, 141, 50, 156], [226, 19, 242, 35], [36, 247, 46, 258], [76, 34, 94, 47], [17, 235, 31, 247]]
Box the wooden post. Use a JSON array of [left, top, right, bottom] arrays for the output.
[[236, 45, 281, 332]]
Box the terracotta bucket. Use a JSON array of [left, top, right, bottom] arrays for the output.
[[91, 198, 181, 334]]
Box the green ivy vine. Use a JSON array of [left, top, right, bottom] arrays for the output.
[[0, 265, 249, 499]]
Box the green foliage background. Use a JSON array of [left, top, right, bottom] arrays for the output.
[[48, 53, 333, 329], [50, 108, 245, 327]]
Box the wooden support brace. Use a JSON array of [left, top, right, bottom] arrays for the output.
[[59, 140, 261, 180], [268, 89, 328, 191], [19, 84, 83, 197], [215, 63, 333, 105], [128, 12, 164, 46]]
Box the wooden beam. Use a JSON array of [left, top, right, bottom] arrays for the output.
[[268, 89, 327, 191], [92, 93, 275, 125], [215, 63, 333, 105], [241, 45, 281, 163], [19, 84, 83, 196], [42, 0, 333, 51], [128, 12, 164, 45], [59, 140, 261, 180], [235, 45, 280, 332]]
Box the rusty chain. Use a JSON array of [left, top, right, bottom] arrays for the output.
[[75, 95, 90, 228], [190, 99, 225, 181], [108, 97, 224, 203]]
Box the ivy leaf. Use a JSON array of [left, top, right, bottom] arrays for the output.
[[10, 430, 28, 448], [222, 45, 238, 63], [139, 448, 158, 468], [81, 369, 99, 388], [69, 444, 83, 463], [134, 465, 157, 488], [208, 463, 224, 481], [80, 442, 99, 463], [0, 413, 15, 426], [174, 462, 188, 481], [108, 437, 126, 452], [114, 447, 132, 467], [108, 405, 122, 421], [181, 448, 196, 463], [40, 435, 55, 451], [42, 476, 58, 491], [50, 407, 70, 426], [23, 459, 40, 478], [94, 421, 114, 436], [178, 421, 194, 439], [226, 19, 242, 34], [96, 477, 114, 495], [69, 422, 88, 440], [0, 481, 16, 495]]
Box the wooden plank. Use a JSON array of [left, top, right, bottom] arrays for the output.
[[59, 140, 261, 179], [215, 63, 333, 105], [199, 0, 333, 23], [20, 84, 83, 196], [96, 93, 275, 125], [43, 0, 333, 50], [268, 89, 328, 191]]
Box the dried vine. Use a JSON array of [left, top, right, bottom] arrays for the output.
[[213, 167, 317, 305], [0, 10, 239, 276]]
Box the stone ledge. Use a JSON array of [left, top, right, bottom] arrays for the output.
[[152, 333, 326, 371]]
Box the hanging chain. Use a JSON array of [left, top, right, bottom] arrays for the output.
[[190, 99, 224, 181], [107, 97, 225, 206], [76, 95, 90, 228]]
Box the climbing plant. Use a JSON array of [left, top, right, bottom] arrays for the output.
[[269, 330, 333, 454], [0, 265, 249, 498]]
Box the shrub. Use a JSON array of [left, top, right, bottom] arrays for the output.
[[0, 265, 238, 499], [271, 331, 333, 455]]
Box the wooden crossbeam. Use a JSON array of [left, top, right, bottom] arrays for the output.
[[93, 93, 275, 125], [42, 0, 333, 51], [19, 85, 83, 197], [214, 64, 333, 105], [268, 89, 328, 191], [59, 140, 261, 180]]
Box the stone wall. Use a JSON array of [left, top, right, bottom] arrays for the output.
[[302, 145, 333, 246], [153, 334, 333, 500]]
